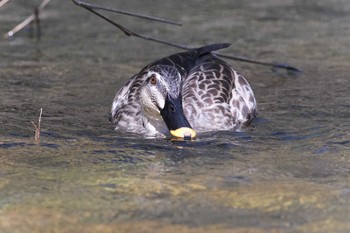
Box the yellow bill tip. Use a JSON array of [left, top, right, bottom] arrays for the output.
[[170, 127, 196, 139]]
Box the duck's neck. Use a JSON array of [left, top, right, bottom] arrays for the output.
[[142, 107, 169, 137]]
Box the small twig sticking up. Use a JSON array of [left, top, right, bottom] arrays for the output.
[[72, 0, 301, 74], [31, 108, 43, 142], [5, 0, 52, 38]]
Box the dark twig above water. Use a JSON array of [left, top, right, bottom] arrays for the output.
[[4, 0, 52, 39], [217, 54, 303, 74], [71, 0, 188, 50], [72, 0, 182, 26], [72, 0, 301, 74]]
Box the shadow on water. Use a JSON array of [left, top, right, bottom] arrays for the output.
[[1, 0, 350, 232]]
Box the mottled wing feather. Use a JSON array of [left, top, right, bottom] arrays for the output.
[[182, 55, 256, 131], [231, 71, 257, 126], [110, 74, 145, 132]]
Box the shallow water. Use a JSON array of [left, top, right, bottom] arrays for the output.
[[1, 0, 350, 232]]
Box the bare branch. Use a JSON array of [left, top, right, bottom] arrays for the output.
[[0, 0, 12, 8], [71, 0, 182, 26], [72, 0, 301, 73], [216, 53, 302, 74], [74, 2, 190, 50]]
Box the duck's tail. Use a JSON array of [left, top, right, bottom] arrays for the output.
[[195, 43, 231, 56]]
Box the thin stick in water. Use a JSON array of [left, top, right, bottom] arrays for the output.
[[31, 108, 42, 141]]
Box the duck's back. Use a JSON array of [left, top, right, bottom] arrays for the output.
[[182, 55, 257, 132]]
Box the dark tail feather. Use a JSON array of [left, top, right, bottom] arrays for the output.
[[195, 43, 231, 56]]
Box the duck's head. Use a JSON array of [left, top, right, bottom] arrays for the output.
[[140, 65, 196, 139]]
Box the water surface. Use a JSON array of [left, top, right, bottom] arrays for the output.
[[1, 0, 350, 232]]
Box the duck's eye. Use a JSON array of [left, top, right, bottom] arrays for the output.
[[149, 75, 157, 85]]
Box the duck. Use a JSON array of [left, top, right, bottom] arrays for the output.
[[109, 43, 257, 139]]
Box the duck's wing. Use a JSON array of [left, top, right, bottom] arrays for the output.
[[182, 55, 257, 131], [110, 74, 145, 131]]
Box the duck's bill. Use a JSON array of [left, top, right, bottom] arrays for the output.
[[170, 127, 196, 139], [160, 94, 197, 139]]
